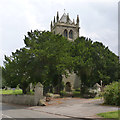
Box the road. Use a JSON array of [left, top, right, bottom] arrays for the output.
[[1, 102, 72, 119], [29, 98, 118, 119], [1, 98, 118, 120]]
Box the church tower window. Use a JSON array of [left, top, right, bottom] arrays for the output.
[[63, 29, 68, 38], [69, 30, 73, 39]]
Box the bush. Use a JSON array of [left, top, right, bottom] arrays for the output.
[[60, 91, 68, 97], [46, 93, 54, 97], [75, 88, 81, 91], [72, 91, 81, 97], [60, 90, 81, 97], [103, 82, 119, 106]]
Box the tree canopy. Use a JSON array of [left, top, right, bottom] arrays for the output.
[[2, 31, 119, 94], [71, 37, 119, 93], [3, 31, 73, 94]]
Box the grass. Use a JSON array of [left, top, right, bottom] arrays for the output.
[[97, 110, 120, 119], [72, 91, 81, 97], [0, 89, 34, 95], [89, 96, 102, 100], [0, 89, 23, 95]]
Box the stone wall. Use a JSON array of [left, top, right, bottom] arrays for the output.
[[1, 94, 36, 106], [1, 82, 44, 106]]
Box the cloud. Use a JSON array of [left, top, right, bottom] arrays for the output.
[[0, 0, 118, 66]]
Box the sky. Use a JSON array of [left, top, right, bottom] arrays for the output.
[[0, 0, 119, 66]]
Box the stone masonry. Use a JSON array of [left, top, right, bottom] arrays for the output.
[[51, 11, 81, 91]]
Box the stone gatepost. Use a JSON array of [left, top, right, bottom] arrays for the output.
[[34, 82, 43, 105]]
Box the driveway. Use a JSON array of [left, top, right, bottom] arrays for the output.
[[28, 98, 118, 119]]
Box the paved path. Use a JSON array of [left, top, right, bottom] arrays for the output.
[[28, 98, 118, 119]]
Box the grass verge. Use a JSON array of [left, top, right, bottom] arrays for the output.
[[97, 110, 120, 119]]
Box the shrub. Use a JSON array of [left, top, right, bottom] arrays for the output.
[[46, 93, 54, 97], [103, 82, 119, 106], [60, 91, 73, 97], [75, 88, 81, 91], [72, 91, 81, 97], [60, 91, 67, 97]]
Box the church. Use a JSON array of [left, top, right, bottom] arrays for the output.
[[50, 11, 81, 91]]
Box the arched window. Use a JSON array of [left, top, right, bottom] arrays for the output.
[[63, 29, 68, 38], [69, 30, 73, 39]]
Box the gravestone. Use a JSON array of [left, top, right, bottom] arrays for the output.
[[34, 82, 43, 105], [93, 83, 101, 91], [93, 83, 101, 96]]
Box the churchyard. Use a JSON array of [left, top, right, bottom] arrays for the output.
[[1, 17, 119, 119], [1, 77, 119, 119]]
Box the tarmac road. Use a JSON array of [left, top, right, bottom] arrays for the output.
[[1, 98, 118, 120], [1, 102, 71, 119], [29, 98, 118, 119]]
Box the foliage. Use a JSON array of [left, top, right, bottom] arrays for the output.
[[46, 93, 54, 97], [71, 36, 119, 94], [103, 81, 119, 106], [3, 31, 73, 94], [91, 42, 119, 85], [60, 91, 68, 97], [0, 89, 23, 95], [75, 88, 81, 91], [72, 91, 81, 97], [24, 30, 73, 93], [0, 89, 34, 95], [60, 90, 81, 97], [0, 66, 6, 88], [2, 48, 33, 94], [2, 30, 119, 95], [71, 37, 94, 94], [90, 96, 102, 100], [97, 110, 119, 118]]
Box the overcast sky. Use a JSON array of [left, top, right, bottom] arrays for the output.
[[0, 0, 119, 66]]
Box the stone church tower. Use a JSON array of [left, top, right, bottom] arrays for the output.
[[50, 11, 81, 91], [50, 11, 80, 41]]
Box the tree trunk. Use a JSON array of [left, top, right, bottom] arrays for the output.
[[22, 88, 27, 94], [81, 85, 85, 95]]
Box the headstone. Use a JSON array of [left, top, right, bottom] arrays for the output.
[[30, 83, 33, 91], [34, 82, 43, 105], [93, 83, 101, 96], [93, 83, 101, 89]]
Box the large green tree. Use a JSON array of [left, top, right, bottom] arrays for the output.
[[3, 48, 33, 93], [72, 36, 119, 94], [3, 31, 73, 94], [71, 37, 94, 94], [91, 41, 119, 85], [3, 31, 118, 95], [24, 30, 73, 93]]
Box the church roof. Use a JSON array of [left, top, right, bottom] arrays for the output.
[[59, 13, 72, 24]]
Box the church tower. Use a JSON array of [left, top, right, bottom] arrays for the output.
[[50, 11, 81, 91], [50, 11, 80, 41]]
